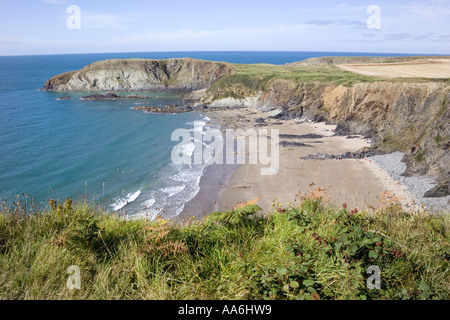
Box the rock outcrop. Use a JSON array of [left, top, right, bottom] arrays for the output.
[[42, 58, 233, 92], [132, 105, 194, 114], [81, 93, 152, 100]]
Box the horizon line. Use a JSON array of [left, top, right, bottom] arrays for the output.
[[1, 50, 449, 58]]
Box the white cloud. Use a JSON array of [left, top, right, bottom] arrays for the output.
[[408, 4, 450, 21], [81, 11, 133, 29], [40, 0, 68, 5], [59, 10, 138, 29], [117, 25, 307, 43], [0, 40, 24, 46], [390, 2, 450, 21]]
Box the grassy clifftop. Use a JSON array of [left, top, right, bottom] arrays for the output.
[[0, 193, 448, 300], [204, 61, 450, 101]]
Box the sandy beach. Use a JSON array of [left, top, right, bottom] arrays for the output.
[[179, 108, 422, 220]]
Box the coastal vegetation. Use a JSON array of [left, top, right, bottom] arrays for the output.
[[0, 192, 448, 300]]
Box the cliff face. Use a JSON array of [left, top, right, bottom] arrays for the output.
[[204, 79, 450, 185], [42, 58, 233, 92], [322, 82, 449, 180]]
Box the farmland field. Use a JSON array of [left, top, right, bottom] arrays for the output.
[[337, 59, 450, 79]]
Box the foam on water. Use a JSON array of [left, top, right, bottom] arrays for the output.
[[130, 207, 161, 221], [142, 198, 156, 208], [182, 142, 196, 158], [121, 118, 217, 220], [110, 189, 142, 211], [161, 185, 187, 197]]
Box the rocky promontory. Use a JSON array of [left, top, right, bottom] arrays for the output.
[[42, 58, 233, 92]]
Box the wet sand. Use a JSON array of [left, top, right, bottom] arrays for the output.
[[178, 108, 418, 220]]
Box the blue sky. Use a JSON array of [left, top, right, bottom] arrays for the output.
[[0, 0, 449, 55]]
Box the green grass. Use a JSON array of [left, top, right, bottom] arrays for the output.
[[0, 195, 448, 300], [414, 150, 426, 162], [435, 134, 448, 146], [234, 63, 381, 87]]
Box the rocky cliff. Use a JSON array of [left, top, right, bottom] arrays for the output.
[[42, 58, 233, 92], [202, 79, 449, 191], [323, 82, 448, 182]]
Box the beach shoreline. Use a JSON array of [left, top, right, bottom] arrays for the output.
[[177, 161, 238, 222], [176, 107, 449, 221]]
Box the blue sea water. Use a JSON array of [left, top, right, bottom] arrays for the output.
[[0, 51, 428, 218]]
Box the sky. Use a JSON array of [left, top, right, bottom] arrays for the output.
[[0, 0, 449, 56]]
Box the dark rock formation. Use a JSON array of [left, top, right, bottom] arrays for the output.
[[300, 148, 387, 161], [81, 93, 152, 100], [132, 105, 194, 114], [279, 134, 324, 139], [280, 141, 312, 147], [424, 182, 449, 198]]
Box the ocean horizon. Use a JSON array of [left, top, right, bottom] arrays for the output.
[[0, 50, 439, 219]]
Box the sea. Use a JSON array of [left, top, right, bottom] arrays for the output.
[[0, 51, 425, 219]]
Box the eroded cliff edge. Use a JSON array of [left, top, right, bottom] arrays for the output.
[[42, 58, 233, 92]]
